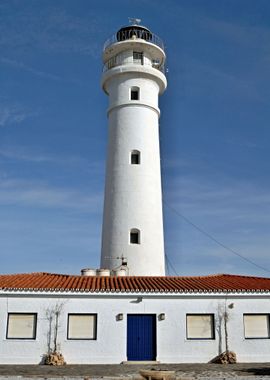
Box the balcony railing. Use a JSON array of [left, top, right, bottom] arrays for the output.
[[104, 30, 164, 51], [102, 56, 165, 74]]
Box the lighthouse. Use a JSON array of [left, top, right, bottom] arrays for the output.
[[100, 20, 167, 276]]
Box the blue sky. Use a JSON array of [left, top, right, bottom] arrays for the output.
[[1, 0, 270, 277]]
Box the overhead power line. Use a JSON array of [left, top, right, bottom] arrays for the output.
[[165, 253, 179, 276], [163, 199, 270, 275]]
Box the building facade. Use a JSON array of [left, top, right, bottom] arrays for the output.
[[0, 273, 269, 364]]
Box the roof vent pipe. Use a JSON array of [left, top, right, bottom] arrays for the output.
[[113, 268, 128, 277], [97, 269, 111, 277], [81, 268, 97, 276]]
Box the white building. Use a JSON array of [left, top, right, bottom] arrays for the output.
[[0, 273, 270, 364], [0, 22, 269, 364]]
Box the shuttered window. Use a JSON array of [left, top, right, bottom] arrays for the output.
[[244, 314, 270, 339], [186, 314, 215, 339], [7, 313, 37, 339], [68, 314, 97, 340]]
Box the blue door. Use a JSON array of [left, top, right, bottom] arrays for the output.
[[127, 314, 156, 361]]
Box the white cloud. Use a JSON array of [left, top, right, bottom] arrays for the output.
[[1, 57, 62, 81], [0, 104, 28, 127], [0, 147, 56, 163], [181, 56, 264, 103], [0, 103, 37, 127], [202, 16, 270, 49], [0, 177, 102, 212], [0, 5, 103, 58], [1, 57, 84, 85], [0, 146, 105, 180], [166, 174, 270, 223]]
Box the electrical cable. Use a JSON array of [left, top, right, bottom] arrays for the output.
[[165, 254, 170, 275], [163, 199, 270, 275], [165, 253, 179, 276]]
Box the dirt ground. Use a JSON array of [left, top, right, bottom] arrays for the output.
[[0, 363, 269, 378]]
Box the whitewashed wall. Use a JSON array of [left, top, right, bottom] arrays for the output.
[[0, 292, 269, 364], [101, 67, 167, 276]]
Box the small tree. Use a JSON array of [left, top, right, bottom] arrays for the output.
[[223, 307, 229, 354], [212, 301, 237, 364], [43, 302, 66, 365]]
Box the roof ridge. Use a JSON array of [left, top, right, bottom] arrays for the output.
[[217, 273, 270, 280], [0, 271, 78, 277], [1, 272, 270, 280]]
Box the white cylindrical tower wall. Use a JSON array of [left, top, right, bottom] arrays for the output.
[[100, 25, 167, 276]]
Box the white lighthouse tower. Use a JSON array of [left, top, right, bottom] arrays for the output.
[[100, 20, 167, 276]]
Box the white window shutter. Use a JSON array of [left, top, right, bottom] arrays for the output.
[[68, 315, 96, 339], [7, 314, 36, 339], [187, 315, 213, 339], [244, 315, 269, 338]]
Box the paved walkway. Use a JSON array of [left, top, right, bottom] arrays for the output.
[[0, 363, 270, 379]]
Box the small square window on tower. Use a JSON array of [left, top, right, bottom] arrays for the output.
[[130, 229, 140, 244], [131, 150, 140, 165], [133, 51, 143, 65], [130, 86, 140, 100]]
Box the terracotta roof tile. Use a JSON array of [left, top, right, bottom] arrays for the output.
[[0, 272, 270, 293]]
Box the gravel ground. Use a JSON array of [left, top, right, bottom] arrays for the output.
[[0, 364, 270, 379]]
